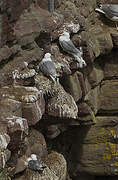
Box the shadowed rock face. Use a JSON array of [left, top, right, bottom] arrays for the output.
[[0, 0, 118, 179]]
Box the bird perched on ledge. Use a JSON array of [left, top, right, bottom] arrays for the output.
[[27, 154, 46, 172], [40, 53, 58, 83], [59, 31, 86, 68], [95, 4, 118, 30]]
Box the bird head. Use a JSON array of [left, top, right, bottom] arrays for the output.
[[97, 2, 102, 8], [31, 154, 37, 160], [59, 31, 70, 38], [44, 53, 51, 59]]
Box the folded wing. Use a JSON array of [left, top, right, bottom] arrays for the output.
[[60, 40, 80, 54], [102, 4, 118, 18], [40, 60, 57, 77]]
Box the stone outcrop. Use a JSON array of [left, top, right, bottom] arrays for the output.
[[71, 116, 118, 176], [0, 0, 118, 179]]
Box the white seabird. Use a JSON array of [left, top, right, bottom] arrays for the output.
[[27, 154, 46, 172], [40, 53, 58, 83], [59, 31, 86, 68], [95, 4, 118, 30], [28, 159, 46, 172]]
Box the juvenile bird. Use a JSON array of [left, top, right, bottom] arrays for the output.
[[59, 31, 86, 68], [40, 53, 58, 83], [95, 4, 118, 30]]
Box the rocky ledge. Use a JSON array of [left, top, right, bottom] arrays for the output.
[[0, 0, 118, 179]]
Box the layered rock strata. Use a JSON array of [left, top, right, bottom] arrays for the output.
[[0, 0, 118, 179]]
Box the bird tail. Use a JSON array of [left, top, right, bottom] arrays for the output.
[[73, 54, 87, 68], [95, 8, 105, 14]]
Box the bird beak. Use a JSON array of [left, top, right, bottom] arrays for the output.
[[58, 33, 63, 37]]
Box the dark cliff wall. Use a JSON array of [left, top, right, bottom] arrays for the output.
[[0, 0, 118, 180]]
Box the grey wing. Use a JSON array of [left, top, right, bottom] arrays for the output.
[[60, 40, 80, 54], [40, 61, 57, 77], [102, 4, 118, 17]]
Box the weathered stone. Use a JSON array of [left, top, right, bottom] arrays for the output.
[[46, 124, 68, 139], [22, 97, 45, 125], [111, 31, 118, 47], [0, 86, 44, 126], [62, 72, 82, 102], [1, 0, 118, 178], [77, 72, 90, 97], [0, 98, 22, 120], [46, 125, 61, 139], [0, 46, 12, 63], [0, 45, 21, 63], [8, 128, 47, 175], [0, 130, 11, 169], [0, 14, 8, 48], [78, 103, 91, 116], [0, 86, 40, 103], [0, 169, 11, 180], [38, 0, 48, 10], [103, 51, 118, 79], [100, 80, 118, 113], [84, 86, 101, 114], [86, 63, 104, 88], [7, 0, 31, 23], [0, 133, 10, 151], [0, 149, 11, 169], [71, 116, 118, 176], [14, 152, 66, 180], [0, 47, 43, 87], [77, 102, 97, 125], [56, 0, 96, 19], [44, 151, 67, 180], [23, 166, 59, 180], [14, 155, 28, 175], [35, 74, 57, 96], [7, 116, 28, 137], [74, 174, 95, 180], [13, 5, 62, 43], [47, 83, 78, 119], [51, 19, 82, 40], [80, 26, 113, 63], [24, 129, 47, 159]]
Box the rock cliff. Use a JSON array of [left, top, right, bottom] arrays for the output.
[[0, 0, 118, 179]]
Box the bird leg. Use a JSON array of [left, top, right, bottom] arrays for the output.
[[73, 54, 87, 68], [48, 0, 54, 14]]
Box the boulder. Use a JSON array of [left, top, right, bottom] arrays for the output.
[[100, 80, 118, 113], [46, 83, 78, 119], [61, 72, 82, 102], [44, 151, 67, 180], [71, 116, 118, 176], [84, 86, 101, 114], [103, 51, 118, 79], [14, 151, 67, 180]]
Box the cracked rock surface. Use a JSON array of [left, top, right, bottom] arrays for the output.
[[0, 0, 118, 179]]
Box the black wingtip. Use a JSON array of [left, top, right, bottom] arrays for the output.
[[97, 2, 102, 8]]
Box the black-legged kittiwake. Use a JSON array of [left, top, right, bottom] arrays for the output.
[[59, 31, 86, 68], [95, 4, 118, 30], [27, 154, 46, 172], [40, 53, 58, 83]]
